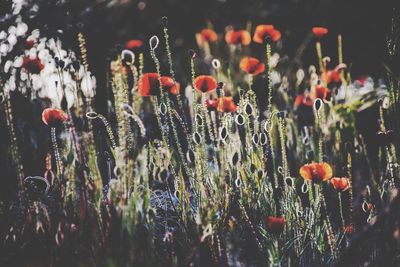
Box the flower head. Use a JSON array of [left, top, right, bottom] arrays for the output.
[[138, 73, 180, 96], [312, 27, 328, 38], [194, 75, 218, 93], [125, 39, 143, 50], [299, 162, 333, 183], [198, 29, 218, 43], [22, 57, 44, 74], [330, 177, 350, 192], [294, 94, 313, 108], [225, 30, 251, 46], [266, 216, 285, 234], [239, 57, 265, 76], [313, 83, 330, 100], [207, 97, 237, 112], [253, 25, 281, 43], [42, 108, 68, 127]]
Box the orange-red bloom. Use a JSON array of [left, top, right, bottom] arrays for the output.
[[22, 57, 44, 74], [199, 29, 218, 43], [206, 97, 237, 112], [321, 70, 340, 85], [239, 57, 265, 76], [344, 224, 355, 234], [312, 27, 329, 38], [125, 39, 143, 50], [294, 94, 313, 108], [253, 25, 281, 43], [266, 216, 285, 234], [330, 177, 350, 192], [299, 162, 333, 183], [42, 108, 68, 127], [225, 30, 251, 46], [138, 73, 180, 96], [313, 84, 330, 100], [194, 75, 218, 93], [160, 76, 180, 95]]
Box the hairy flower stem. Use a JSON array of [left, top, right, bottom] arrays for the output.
[[315, 41, 324, 73], [319, 185, 338, 259], [347, 152, 354, 229], [51, 127, 63, 182]]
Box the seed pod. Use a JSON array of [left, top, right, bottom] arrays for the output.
[[252, 133, 259, 145], [121, 49, 135, 65], [149, 35, 159, 50], [259, 133, 267, 145], [161, 16, 168, 27], [245, 103, 253, 116], [313, 98, 323, 112], [186, 149, 195, 163], [301, 182, 309, 193], [159, 103, 167, 115], [235, 114, 245, 125], [86, 111, 98, 119], [193, 132, 202, 144], [195, 114, 203, 126], [285, 177, 294, 187], [219, 127, 228, 140], [212, 59, 221, 69]]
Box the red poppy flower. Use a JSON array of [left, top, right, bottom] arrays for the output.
[[22, 57, 44, 74], [313, 84, 330, 100], [294, 94, 313, 108], [125, 39, 143, 50], [199, 29, 218, 43], [138, 73, 180, 96], [253, 25, 281, 43], [225, 30, 251, 46], [160, 76, 180, 95], [209, 97, 237, 112], [299, 162, 333, 183], [344, 224, 355, 234], [330, 177, 350, 192], [266, 216, 285, 234], [194, 75, 218, 93], [312, 27, 329, 38], [42, 108, 68, 127], [321, 70, 340, 85], [205, 99, 218, 110], [239, 57, 265, 76]]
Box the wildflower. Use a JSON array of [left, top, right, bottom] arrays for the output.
[[266, 216, 285, 233], [239, 57, 265, 76], [253, 24, 281, 43], [344, 224, 355, 234], [225, 30, 251, 46], [312, 27, 328, 38], [138, 73, 181, 96], [160, 76, 180, 95], [198, 29, 218, 44], [42, 108, 68, 127], [206, 97, 237, 112], [299, 162, 333, 183], [313, 83, 330, 100], [294, 94, 313, 108], [21, 57, 44, 74], [321, 64, 346, 84], [125, 39, 143, 50], [330, 177, 350, 192], [194, 75, 218, 93]]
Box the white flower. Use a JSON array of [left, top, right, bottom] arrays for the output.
[[0, 43, 9, 55], [7, 34, 17, 46], [268, 53, 280, 68], [4, 60, 13, 73], [31, 74, 43, 91], [65, 86, 75, 109], [16, 22, 28, 36], [81, 72, 96, 98], [13, 56, 23, 68], [0, 31, 7, 40]]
